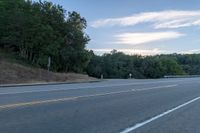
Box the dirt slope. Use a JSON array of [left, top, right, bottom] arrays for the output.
[[0, 59, 96, 85]]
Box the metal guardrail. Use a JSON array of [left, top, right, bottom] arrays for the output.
[[164, 75, 200, 78]]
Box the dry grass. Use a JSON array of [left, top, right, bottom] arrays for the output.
[[0, 59, 96, 85]]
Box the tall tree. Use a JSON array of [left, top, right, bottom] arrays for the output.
[[0, 0, 91, 72]]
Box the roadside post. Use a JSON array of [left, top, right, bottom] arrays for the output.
[[47, 56, 51, 71], [101, 74, 104, 80], [129, 73, 132, 79], [47, 56, 51, 82]]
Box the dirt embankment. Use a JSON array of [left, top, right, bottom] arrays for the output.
[[0, 59, 96, 85]]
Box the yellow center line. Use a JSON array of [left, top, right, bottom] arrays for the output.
[[0, 84, 178, 110]]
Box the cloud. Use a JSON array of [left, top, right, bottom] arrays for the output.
[[90, 48, 167, 55], [180, 49, 200, 54], [91, 10, 200, 29], [114, 31, 184, 45]]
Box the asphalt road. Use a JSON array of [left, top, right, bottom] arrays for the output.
[[0, 78, 200, 133]]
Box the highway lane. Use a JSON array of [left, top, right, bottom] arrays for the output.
[[0, 78, 200, 133], [0, 78, 197, 106], [0, 82, 179, 106], [0, 78, 196, 94], [133, 100, 200, 133]]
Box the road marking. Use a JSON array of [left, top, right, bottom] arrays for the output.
[[0, 85, 177, 110], [0, 97, 77, 109], [0, 80, 182, 95], [0, 90, 131, 109], [119, 96, 200, 133], [133, 85, 177, 91]]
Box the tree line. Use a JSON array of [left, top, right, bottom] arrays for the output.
[[87, 50, 200, 79], [1, 0, 200, 79]]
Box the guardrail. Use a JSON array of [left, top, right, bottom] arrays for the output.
[[164, 75, 200, 78]]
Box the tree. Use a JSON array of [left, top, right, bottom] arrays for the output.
[[87, 50, 186, 79], [0, 0, 91, 72]]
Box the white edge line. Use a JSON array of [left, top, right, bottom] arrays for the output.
[[0, 85, 177, 109], [119, 96, 200, 133]]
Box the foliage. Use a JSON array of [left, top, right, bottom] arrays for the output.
[[1, 0, 200, 78], [0, 0, 91, 72], [86, 50, 199, 79]]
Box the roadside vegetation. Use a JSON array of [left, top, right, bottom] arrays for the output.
[[87, 50, 200, 79], [0, 50, 95, 84], [0, 0, 91, 73], [1, 0, 200, 82]]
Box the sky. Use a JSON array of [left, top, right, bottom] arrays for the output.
[[43, 0, 200, 55]]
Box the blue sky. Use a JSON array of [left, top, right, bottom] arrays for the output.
[[45, 0, 200, 55]]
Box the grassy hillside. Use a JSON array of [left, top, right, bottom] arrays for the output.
[[0, 50, 96, 85]]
